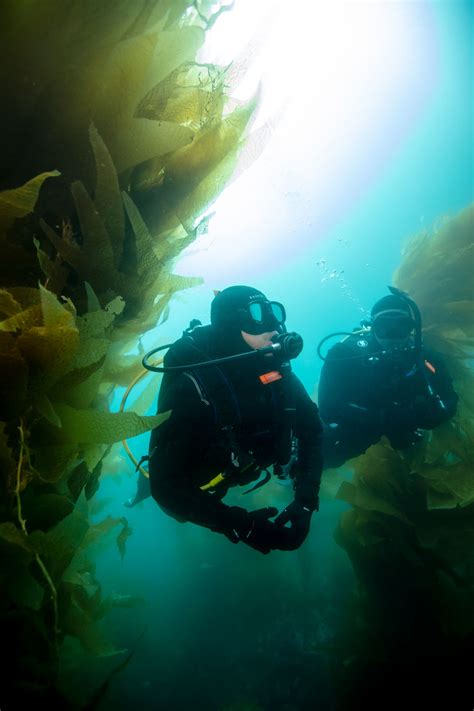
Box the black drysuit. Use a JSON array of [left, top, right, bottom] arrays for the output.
[[148, 326, 323, 540], [318, 333, 458, 469]]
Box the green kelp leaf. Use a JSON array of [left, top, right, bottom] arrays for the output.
[[158, 272, 203, 295], [351, 440, 409, 504], [85, 458, 103, 500], [22, 493, 74, 532], [117, 518, 132, 560], [163, 95, 257, 198], [163, 211, 214, 262], [53, 351, 107, 401], [68, 336, 110, 373], [89, 124, 125, 266], [77, 296, 125, 340], [320, 466, 353, 500], [33, 237, 69, 295], [71, 180, 117, 278], [111, 291, 174, 340], [0, 171, 60, 230], [34, 449, 80, 488], [138, 60, 223, 129], [34, 392, 61, 427], [29, 510, 89, 583], [89, 497, 115, 516], [39, 283, 75, 329], [336, 481, 412, 525], [94, 32, 160, 141], [115, 119, 195, 176], [67, 461, 91, 503], [0, 290, 22, 318], [67, 454, 103, 502], [62, 564, 98, 595], [40, 218, 87, 275], [102, 351, 146, 387], [171, 147, 237, 233], [441, 300, 474, 321], [0, 303, 43, 332], [159, 303, 171, 326], [426, 488, 457, 511], [51, 403, 170, 444], [228, 118, 276, 184], [424, 421, 467, 464], [17, 325, 80, 395], [60, 590, 125, 657], [100, 446, 129, 480], [423, 462, 474, 508], [83, 444, 108, 475], [5, 287, 42, 310], [82, 516, 125, 552], [141, 25, 205, 96], [55, 365, 105, 410], [85, 282, 101, 312], [122, 192, 162, 276]]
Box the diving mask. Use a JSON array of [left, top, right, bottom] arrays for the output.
[[372, 309, 415, 341], [238, 300, 286, 335]]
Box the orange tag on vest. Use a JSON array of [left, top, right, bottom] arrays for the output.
[[259, 371, 282, 384]]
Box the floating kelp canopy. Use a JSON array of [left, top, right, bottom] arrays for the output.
[[334, 204, 474, 708], [0, 1, 263, 705]]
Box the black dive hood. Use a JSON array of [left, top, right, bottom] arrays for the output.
[[387, 286, 422, 355], [142, 324, 304, 373], [316, 286, 422, 361]]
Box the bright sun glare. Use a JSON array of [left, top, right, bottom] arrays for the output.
[[176, 0, 437, 282]]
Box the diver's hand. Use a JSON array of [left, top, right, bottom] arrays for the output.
[[273, 500, 313, 550], [223, 506, 279, 554]]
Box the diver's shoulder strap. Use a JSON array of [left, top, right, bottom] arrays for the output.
[[163, 325, 241, 428], [184, 364, 242, 428]]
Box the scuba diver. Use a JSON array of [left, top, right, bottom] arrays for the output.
[[317, 287, 458, 469], [127, 285, 323, 554]]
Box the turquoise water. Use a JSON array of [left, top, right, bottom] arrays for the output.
[[87, 3, 472, 709]]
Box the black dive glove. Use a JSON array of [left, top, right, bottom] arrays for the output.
[[222, 506, 299, 554], [273, 500, 314, 550], [222, 506, 279, 554]]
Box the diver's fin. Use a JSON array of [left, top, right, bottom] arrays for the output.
[[124, 473, 151, 508]]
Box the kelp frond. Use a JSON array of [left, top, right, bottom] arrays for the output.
[[1, 1, 261, 704]]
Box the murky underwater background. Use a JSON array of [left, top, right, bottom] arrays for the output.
[[75, 2, 472, 710]]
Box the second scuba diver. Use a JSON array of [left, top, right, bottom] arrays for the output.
[[317, 287, 458, 468], [130, 285, 324, 554]]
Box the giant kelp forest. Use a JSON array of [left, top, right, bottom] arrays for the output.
[[1, 1, 473, 710], [0, 1, 261, 706]]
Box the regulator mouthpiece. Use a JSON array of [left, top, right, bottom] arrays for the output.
[[271, 332, 303, 360]]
